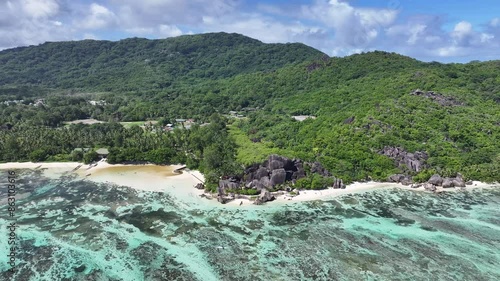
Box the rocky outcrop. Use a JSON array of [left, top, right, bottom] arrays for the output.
[[410, 89, 464, 106], [243, 155, 330, 188], [218, 179, 240, 190], [442, 178, 454, 188], [292, 162, 306, 180], [255, 167, 269, 179], [194, 183, 205, 190], [388, 174, 405, 183], [306, 62, 322, 72], [452, 178, 466, 188], [427, 173, 465, 188], [443, 173, 465, 188], [343, 116, 355, 124], [270, 169, 286, 186], [213, 154, 344, 204], [333, 178, 346, 189], [388, 174, 413, 185], [380, 146, 428, 172], [259, 176, 272, 189], [428, 174, 443, 186], [424, 183, 437, 192], [310, 161, 332, 177], [254, 189, 275, 205]]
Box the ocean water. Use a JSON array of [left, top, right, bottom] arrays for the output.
[[1, 170, 499, 281]]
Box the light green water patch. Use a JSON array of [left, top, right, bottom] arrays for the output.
[[2, 173, 499, 280]]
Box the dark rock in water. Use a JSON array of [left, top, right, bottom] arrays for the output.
[[194, 183, 205, 190], [466, 180, 473, 185], [380, 146, 428, 172], [270, 168, 286, 186], [254, 189, 275, 205], [74, 265, 86, 273], [428, 174, 443, 186], [424, 183, 436, 192]]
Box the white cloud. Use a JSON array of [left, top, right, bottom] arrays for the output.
[[82, 33, 98, 40], [451, 21, 473, 43], [21, 0, 59, 19], [0, 0, 71, 49], [199, 12, 329, 50], [490, 18, 500, 27], [114, 0, 238, 27], [387, 23, 428, 45], [300, 0, 398, 54], [158, 24, 183, 37], [124, 25, 182, 38], [78, 3, 117, 30], [384, 16, 500, 60], [0, 0, 499, 62]]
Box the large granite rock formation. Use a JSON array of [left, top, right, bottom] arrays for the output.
[[333, 178, 346, 189], [254, 189, 275, 205], [442, 173, 466, 188], [388, 174, 413, 185], [270, 168, 287, 186], [424, 183, 437, 192], [427, 174, 443, 186], [380, 146, 428, 172], [215, 154, 343, 204], [242, 155, 315, 188], [426, 173, 465, 189]]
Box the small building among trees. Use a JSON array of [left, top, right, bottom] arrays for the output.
[[96, 148, 110, 159]]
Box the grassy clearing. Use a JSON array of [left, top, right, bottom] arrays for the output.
[[117, 120, 158, 128], [229, 126, 280, 166]]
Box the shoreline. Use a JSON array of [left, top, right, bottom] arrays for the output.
[[0, 161, 497, 207]]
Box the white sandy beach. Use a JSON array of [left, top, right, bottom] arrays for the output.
[[0, 161, 497, 207], [0, 161, 209, 206]]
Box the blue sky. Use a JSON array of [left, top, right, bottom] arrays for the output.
[[1, 0, 499, 62]]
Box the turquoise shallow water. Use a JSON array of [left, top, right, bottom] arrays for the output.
[[1, 170, 499, 281]]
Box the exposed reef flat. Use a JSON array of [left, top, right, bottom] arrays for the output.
[[0, 167, 498, 280]]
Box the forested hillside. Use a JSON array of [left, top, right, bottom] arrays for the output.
[[0, 33, 498, 185], [0, 32, 324, 90]]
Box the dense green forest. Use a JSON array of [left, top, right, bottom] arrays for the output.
[[0, 32, 499, 186]]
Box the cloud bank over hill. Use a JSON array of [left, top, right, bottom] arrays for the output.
[[0, 0, 498, 62]]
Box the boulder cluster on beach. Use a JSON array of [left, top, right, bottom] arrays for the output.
[[215, 154, 345, 204]]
